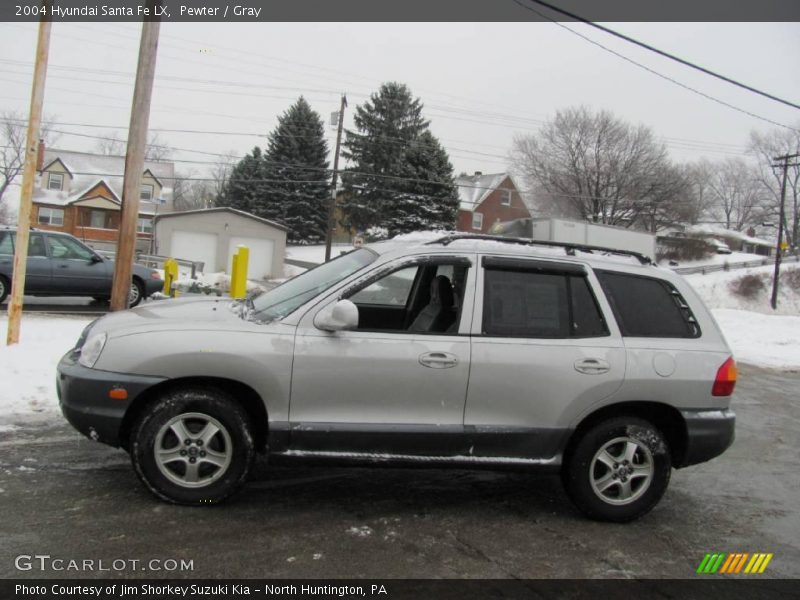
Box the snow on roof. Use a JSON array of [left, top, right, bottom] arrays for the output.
[[154, 207, 288, 232], [687, 224, 774, 246], [455, 172, 510, 211], [34, 148, 175, 208]]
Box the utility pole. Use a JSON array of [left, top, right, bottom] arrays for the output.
[[770, 152, 799, 310], [6, 19, 51, 346], [324, 94, 347, 262], [110, 13, 161, 311]]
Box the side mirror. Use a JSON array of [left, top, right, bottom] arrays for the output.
[[313, 299, 358, 332], [89, 254, 103, 264]]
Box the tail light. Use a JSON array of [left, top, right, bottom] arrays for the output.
[[712, 357, 737, 396]]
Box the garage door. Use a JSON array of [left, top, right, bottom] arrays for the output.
[[170, 230, 218, 273], [227, 236, 274, 280]]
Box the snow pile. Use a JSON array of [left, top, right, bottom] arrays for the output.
[[0, 315, 93, 424]]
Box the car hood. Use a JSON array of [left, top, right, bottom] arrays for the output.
[[88, 295, 247, 338]]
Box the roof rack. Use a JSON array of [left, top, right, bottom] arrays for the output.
[[424, 233, 653, 265]]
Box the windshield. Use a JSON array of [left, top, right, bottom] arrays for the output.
[[250, 248, 377, 322]]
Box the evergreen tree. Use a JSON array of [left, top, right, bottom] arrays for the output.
[[217, 146, 267, 214], [263, 97, 330, 243], [389, 130, 459, 234], [342, 82, 433, 235]]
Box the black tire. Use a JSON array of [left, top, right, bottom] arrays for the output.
[[0, 275, 9, 304], [562, 416, 671, 522], [130, 388, 255, 505], [129, 278, 145, 307]]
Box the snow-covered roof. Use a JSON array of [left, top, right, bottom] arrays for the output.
[[687, 224, 774, 247], [154, 207, 288, 232], [34, 148, 175, 209], [455, 172, 511, 212]]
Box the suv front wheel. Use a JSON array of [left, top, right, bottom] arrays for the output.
[[563, 416, 671, 522], [130, 388, 255, 505]]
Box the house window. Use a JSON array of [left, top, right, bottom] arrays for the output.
[[84, 209, 115, 230], [47, 173, 64, 191], [140, 184, 154, 201], [472, 212, 483, 230], [500, 189, 511, 206], [137, 218, 153, 234], [37, 207, 64, 226]]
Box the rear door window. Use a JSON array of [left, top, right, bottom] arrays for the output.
[[482, 263, 608, 339]]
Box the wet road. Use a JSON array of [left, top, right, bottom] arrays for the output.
[[0, 365, 798, 579]]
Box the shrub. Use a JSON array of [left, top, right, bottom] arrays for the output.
[[656, 238, 715, 262], [729, 273, 767, 299], [781, 267, 800, 292]]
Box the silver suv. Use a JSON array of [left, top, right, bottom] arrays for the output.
[[57, 234, 736, 522]]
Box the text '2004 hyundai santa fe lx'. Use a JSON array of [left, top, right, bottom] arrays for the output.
[[57, 234, 737, 522]]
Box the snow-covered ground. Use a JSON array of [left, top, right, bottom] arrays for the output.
[[286, 244, 351, 265], [0, 315, 92, 427]]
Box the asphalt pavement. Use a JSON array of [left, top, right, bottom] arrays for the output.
[[0, 364, 798, 579]]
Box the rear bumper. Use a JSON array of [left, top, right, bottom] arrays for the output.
[[677, 408, 735, 468], [57, 351, 167, 447], [144, 278, 163, 297]]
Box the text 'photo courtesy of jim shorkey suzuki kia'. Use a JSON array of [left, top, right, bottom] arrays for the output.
[[57, 233, 737, 522]]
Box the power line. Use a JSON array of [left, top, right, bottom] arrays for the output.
[[524, 0, 800, 112], [512, 0, 799, 132]]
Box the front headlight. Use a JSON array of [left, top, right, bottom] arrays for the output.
[[79, 332, 107, 368]]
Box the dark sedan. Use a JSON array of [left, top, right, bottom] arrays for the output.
[[0, 227, 163, 307]]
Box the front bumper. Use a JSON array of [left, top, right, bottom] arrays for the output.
[[677, 408, 736, 468], [57, 351, 167, 447]]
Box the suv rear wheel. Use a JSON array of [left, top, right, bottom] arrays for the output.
[[130, 388, 255, 505], [0, 275, 9, 304], [563, 416, 671, 522]]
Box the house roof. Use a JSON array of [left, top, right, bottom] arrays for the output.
[[455, 172, 514, 212], [34, 148, 174, 214], [40, 157, 73, 177], [686, 224, 774, 247], [154, 207, 289, 232]]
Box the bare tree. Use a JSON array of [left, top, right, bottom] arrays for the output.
[[510, 106, 678, 228], [94, 130, 126, 156], [706, 158, 766, 231], [171, 170, 216, 211], [94, 130, 174, 160], [0, 110, 60, 219], [209, 150, 238, 205], [748, 126, 800, 249]]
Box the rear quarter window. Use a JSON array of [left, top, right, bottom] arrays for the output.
[[0, 231, 12, 255], [596, 271, 700, 338]]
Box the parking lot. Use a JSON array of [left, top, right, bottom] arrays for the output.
[[0, 364, 798, 580]]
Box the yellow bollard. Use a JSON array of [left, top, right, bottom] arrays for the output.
[[163, 258, 179, 298], [230, 245, 249, 299]]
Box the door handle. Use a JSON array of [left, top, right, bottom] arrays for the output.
[[574, 358, 610, 375], [419, 351, 458, 369]]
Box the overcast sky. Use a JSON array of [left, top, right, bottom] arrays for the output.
[[1, 21, 798, 187]]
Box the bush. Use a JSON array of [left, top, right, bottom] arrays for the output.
[[781, 267, 800, 292], [656, 238, 715, 262], [729, 273, 768, 299]]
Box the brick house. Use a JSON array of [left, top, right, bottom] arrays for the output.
[[31, 145, 175, 253], [455, 172, 530, 233]]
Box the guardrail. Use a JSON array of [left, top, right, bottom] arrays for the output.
[[672, 255, 799, 275], [96, 250, 204, 278]]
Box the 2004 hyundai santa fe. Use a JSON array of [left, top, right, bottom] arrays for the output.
[[57, 234, 737, 522]]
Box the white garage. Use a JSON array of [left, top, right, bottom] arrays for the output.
[[171, 230, 219, 274], [154, 207, 288, 280]]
